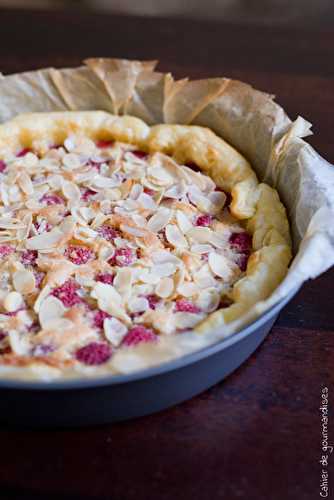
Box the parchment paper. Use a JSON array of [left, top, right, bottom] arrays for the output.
[[0, 58, 333, 336]]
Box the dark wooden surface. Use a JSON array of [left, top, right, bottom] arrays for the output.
[[0, 8, 333, 500]]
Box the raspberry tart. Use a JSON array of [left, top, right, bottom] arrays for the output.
[[0, 111, 291, 379]]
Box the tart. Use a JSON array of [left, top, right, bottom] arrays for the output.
[[0, 111, 291, 378]]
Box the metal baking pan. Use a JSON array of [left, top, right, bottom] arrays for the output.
[[0, 287, 298, 428]]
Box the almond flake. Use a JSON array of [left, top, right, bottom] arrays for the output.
[[18, 172, 34, 196], [177, 281, 199, 297], [127, 296, 149, 313], [120, 224, 147, 237], [39, 296, 66, 328], [208, 252, 235, 280], [3, 291, 24, 312], [176, 210, 193, 234], [103, 317, 128, 346], [196, 289, 220, 312], [129, 183, 143, 200], [190, 244, 213, 254], [62, 180, 81, 202], [155, 277, 174, 298], [147, 208, 172, 232], [186, 227, 212, 244], [13, 269, 36, 294], [137, 192, 157, 210], [165, 224, 188, 248], [26, 227, 65, 250], [113, 268, 133, 299], [174, 312, 203, 329], [91, 282, 131, 324], [62, 153, 85, 170], [147, 166, 174, 186], [151, 250, 182, 266], [34, 285, 52, 313], [151, 262, 176, 278], [193, 265, 217, 288]]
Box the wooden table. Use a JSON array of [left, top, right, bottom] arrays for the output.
[[0, 8, 333, 500]]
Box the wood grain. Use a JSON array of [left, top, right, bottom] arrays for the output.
[[0, 8, 332, 500]]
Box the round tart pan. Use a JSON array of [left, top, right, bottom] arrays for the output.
[[0, 287, 298, 428]]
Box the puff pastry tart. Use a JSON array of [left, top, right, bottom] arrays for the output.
[[0, 111, 291, 378]]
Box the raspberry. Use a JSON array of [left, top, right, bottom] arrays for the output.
[[93, 309, 111, 329], [175, 299, 201, 313], [76, 342, 112, 365], [34, 271, 45, 288], [96, 139, 114, 149], [16, 148, 32, 157], [229, 232, 252, 272], [96, 272, 114, 285], [0, 160, 6, 173], [40, 193, 64, 206], [122, 326, 157, 346], [65, 245, 94, 265], [109, 247, 135, 267], [238, 254, 249, 272], [145, 294, 159, 310], [229, 232, 252, 253], [51, 280, 82, 307], [21, 250, 38, 267], [196, 214, 213, 227], [0, 245, 14, 259], [81, 188, 97, 201], [132, 150, 148, 159], [98, 225, 120, 242]]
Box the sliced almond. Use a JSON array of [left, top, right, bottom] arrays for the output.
[[62, 153, 85, 170], [13, 269, 36, 295], [147, 208, 172, 233], [196, 288, 220, 312], [137, 192, 157, 210], [176, 210, 193, 234], [155, 277, 174, 298], [39, 295, 66, 328], [127, 296, 149, 313], [208, 252, 234, 280], [174, 312, 203, 329], [165, 224, 188, 248], [18, 172, 34, 196], [186, 227, 212, 244], [113, 268, 133, 300], [26, 227, 65, 250], [62, 179, 81, 203], [3, 291, 24, 312], [103, 317, 128, 346], [147, 166, 174, 186], [177, 281, 199, 297], [151, 262, 176, 278]]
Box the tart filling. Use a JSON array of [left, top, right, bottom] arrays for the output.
[[0, 111, 291, 378]]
